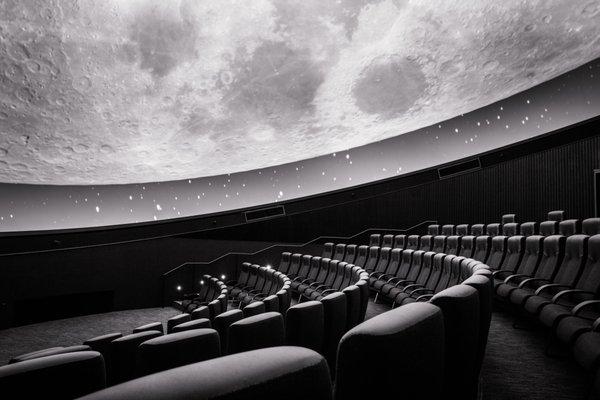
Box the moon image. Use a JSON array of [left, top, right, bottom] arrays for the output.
[[0, 0, 599, 185]]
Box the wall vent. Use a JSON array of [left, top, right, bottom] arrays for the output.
[[438, 158, 481, 179], [244, 205, 286, 222]]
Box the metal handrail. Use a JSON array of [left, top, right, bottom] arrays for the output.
[[163, 220, 436, 277]]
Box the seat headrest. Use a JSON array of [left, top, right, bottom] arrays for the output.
[[539, 221, 558, 236], [547, 210, 565, 221], [502, 214, 516, 224], [583, 218, 600, 236]]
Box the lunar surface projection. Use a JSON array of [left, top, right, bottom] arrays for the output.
[[0, 0, 599, 185]]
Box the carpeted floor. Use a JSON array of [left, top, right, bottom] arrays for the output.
[[0, 300, 591, 399], [0, 307, 180, 363], [481, 308, 588, 400]]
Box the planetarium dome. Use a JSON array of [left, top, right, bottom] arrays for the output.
[[0, 0, 599, 231]]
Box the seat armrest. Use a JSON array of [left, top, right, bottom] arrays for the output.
[[573, 300, 600, 316], [551, 289, 595, 303], [321, 288, 336, 296], [534, 284, 571, 296], [517, 278, 550, 289], [504, 274, 531, 284], [410, 288, 433, 295], [394, 279, 415, 287], [415, 294, 434, 302], [404, 284, 425, 293], [492, 270, 513, 279]]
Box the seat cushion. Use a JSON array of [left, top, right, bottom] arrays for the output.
[[523, 295, 552, 315], [77, 347, 331, 400], [508, 288, 535, 306], [556, 316, 594, 344], [9, 345, 90, 364], [574, 332, 600, 371], [538, 303, 577, 328], [495, 283, 519, 298], [0, 351, 106, 399]]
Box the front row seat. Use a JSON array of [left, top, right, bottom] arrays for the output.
[[76, 347, 332, 400]]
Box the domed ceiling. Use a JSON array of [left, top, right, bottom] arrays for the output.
[[1, 0, 600, 185]]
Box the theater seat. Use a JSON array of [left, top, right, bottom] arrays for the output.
[[0, 352, 105, 399], [191, 306, 210, 320], [132, 322, 163, 334], [523, 235, 587, 316], [227, 312, 285, 355], [456, 224, 470, 236], [369, 234, 381, 247], [502, 214, 516, 224], [172, 318, 212, 333], [583, 218, 600, 235], [167, 314, 191, 334], [520, 222, 537, 236], [573, 319, 600, 371], [76, 347, 332, 400], [342, 285, 361, 330], [321, 292, 347, 372], [110, 331, 163, 384], [430, 285, 480, 400], [242, 300, 266, 318], [285, 301, 324, 353], [559, 219, 579, 236], [83, 332, 122, 384], [539, 235, 600, 330], [471, 224, 485, 236], [428, 224, 440, 235], [442, 224, 455, 235], [136, 329, 221, 376], [334, 303, 444, 400], [502, 223, 519, 237], [548, 210, 565, 221], [9, 345, 91, 364], [463, 275, 492, 393]]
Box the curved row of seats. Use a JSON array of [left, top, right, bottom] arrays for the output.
[[414, 212, 600, 394], [0, 283, 491, 400], [177, 274, 228, 316], [415, 212, 600, 238], [276, 252, 369, 322], [225, 263, 291, 313]]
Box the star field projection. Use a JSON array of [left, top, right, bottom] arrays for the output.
[[0, 58, 599, 232]]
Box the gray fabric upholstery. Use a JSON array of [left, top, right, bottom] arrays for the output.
[[172, 318, 212, 333], [431, 285, 480, 400], [0, 351, 105, 399], [243, 300, 266, 318], [583, 218, 600, 235], [342, 285, 361, 330], [167, 313, 191, 334], [263, 294, 280, 312], [463, 274, 493, 391], [136, 329, 220, 376], [520, 222, 537, 236], [227, 312, 284, 355], [213, 309, 245, 354], [285, 301, 324, 353], [191, 306, 210, 320], [110, 331, 162, 384], [502, 214, 516, 224], [84, 332, 122, 384], [77, 347, 332, 400], [321, 292, 347, 371], [334, 302, 444, 400], [9, 345, 91, 364], [132, 322, 163, 334]]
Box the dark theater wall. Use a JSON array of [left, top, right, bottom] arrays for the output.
[[0, 119, 599, 328], [199, 127, 600, 243]]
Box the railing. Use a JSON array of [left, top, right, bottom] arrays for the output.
[[162, 220, 436, 306]]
